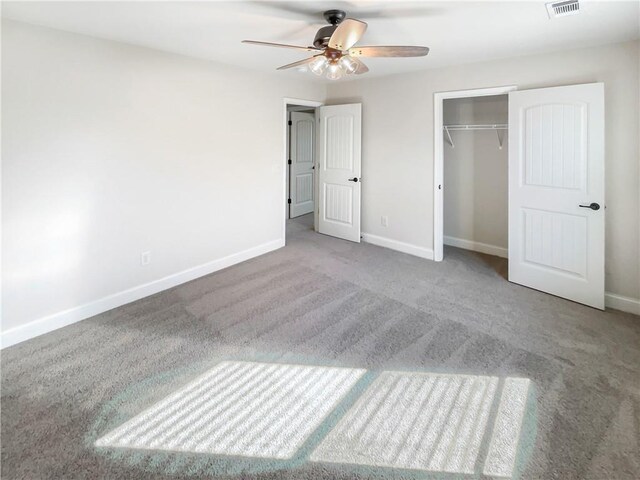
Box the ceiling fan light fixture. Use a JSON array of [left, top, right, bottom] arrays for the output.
[[326, 61, 343, 80], [339, 56, 358, 75], [309, 56, 328, 75], [243, 9, 430, 78]]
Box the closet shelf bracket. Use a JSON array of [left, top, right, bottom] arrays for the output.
[[443, 124, 508, 149], [444, 126, 454, 148]]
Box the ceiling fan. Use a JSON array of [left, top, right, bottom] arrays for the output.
[[242, 9, 429, 79]]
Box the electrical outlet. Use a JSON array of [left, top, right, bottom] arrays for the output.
[[141, 251, 151, 266], [381, 216, 389, 227]]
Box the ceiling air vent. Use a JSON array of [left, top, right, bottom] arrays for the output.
[[546, 0, 580, 18]]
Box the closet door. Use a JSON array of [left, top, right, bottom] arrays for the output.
[[508, 83, 604, 309]]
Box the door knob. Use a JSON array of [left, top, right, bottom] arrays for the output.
[[579, 202, 600, 211], [348, 177, 359, 182]]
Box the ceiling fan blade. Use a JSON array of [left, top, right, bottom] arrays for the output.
[[242, 40, 320, 52], [352, 58, 369, 75], [348, 46, 430, 57], [276, 56, 319, 71], [328, 18, 368, 51]]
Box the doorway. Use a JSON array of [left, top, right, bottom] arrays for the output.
[[433, 86, 516, 262], [283, 98, 323, 241], [442, 94, 509, 261], [283, 98, 363, 244], [287, 106, 316, 220]]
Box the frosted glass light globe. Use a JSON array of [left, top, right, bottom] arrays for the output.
[[326, 62, 343, 80], [339, 56, 358, 75], [309, 56, 328, 75]]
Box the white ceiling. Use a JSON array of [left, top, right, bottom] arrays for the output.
[[3, 1, 639, 81]]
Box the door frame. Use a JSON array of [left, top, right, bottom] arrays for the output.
[[283, 98, 324, 242], [288, 110, 316, 219], [433, 85, 517, 262]]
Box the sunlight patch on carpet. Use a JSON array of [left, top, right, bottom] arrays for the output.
[[483, 377, 531, 477], [311, 371, 529, 477], [95, 361, 366, 459]]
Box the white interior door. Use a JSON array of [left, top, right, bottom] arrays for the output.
[[289, 111, 315, 218], [318, 103, 362, 242], [508, 83, 605, 309]]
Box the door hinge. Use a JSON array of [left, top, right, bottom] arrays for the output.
[[288, 120, 292, 126], [288, 198, 292, 204], [288, 159, 292, 165]]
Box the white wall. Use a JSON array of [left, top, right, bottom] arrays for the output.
[[443, 95, 508, 254], [1, 20, 324, 342], [327, 40, 640, 303]]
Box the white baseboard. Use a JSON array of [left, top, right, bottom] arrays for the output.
[[0, 239, 284, 349], [444, 235, 508, 259], [605, 292, 640, 316], [361, 233, 434, 260]]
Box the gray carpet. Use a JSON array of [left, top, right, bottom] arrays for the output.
[[2, 213, 639, 479]]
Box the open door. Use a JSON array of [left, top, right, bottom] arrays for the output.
[[508, 83, 605, 309], [317, 103, 362, 243], [289, 111, 315, 218]]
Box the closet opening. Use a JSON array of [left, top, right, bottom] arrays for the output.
[[444, 94, 508, 270], [433, 86, 516, 267]]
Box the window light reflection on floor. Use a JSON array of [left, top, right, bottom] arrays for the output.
[[311, 371, 530, 478], [95, 361, 366, 459], [96, 361, 530, 478]]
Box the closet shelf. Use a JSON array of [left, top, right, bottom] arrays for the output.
[[443, 124, 508, 130], [443, 124, 508, 149]]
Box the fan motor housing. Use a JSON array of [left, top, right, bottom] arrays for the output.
[[313, 25, 337, 49], [313, 9, 346, 49]]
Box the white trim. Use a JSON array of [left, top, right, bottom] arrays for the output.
[[433, 85, 517, 262], [283, 97, 324, 240], [362, 233, 434, 260], [0, 239, 284, 349], [444, 235, 508, 259], [604, 293, 640, 316]]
